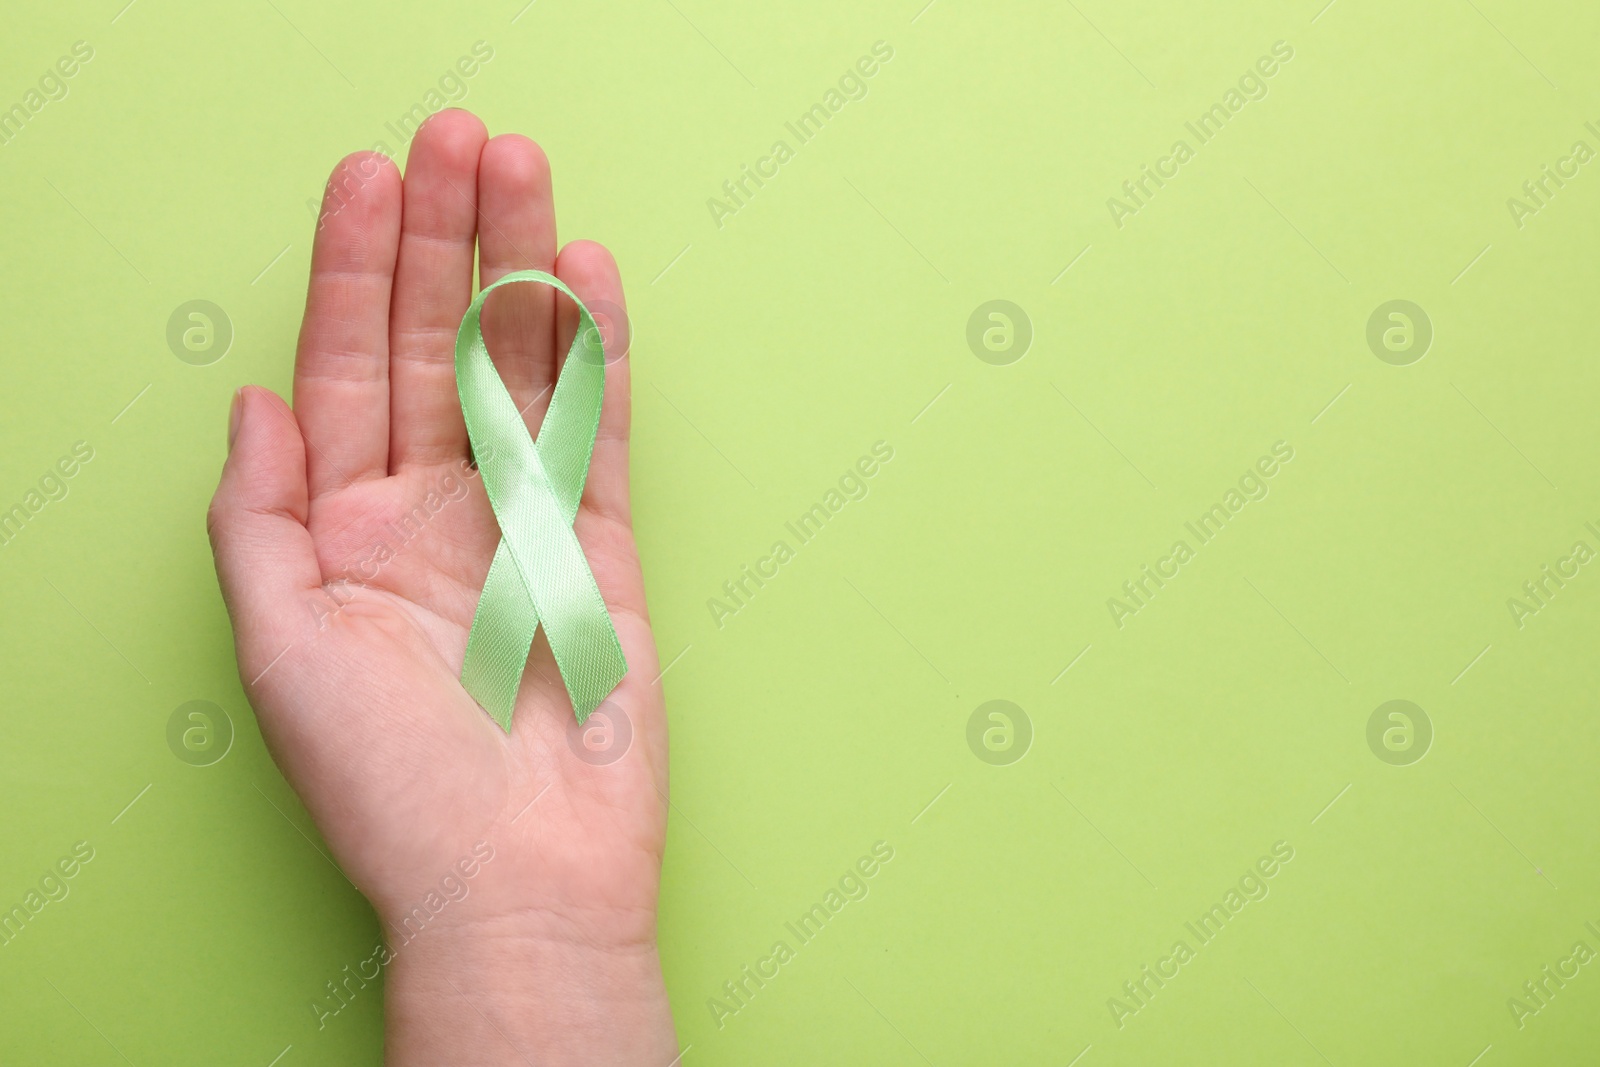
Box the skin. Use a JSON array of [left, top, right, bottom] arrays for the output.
[[206, 108, 678, 1064]]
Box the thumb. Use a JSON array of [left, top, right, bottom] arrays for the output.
[[207, 386, 322, 686]]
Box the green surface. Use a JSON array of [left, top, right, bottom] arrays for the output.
[[2, 0, 1598, 1063]]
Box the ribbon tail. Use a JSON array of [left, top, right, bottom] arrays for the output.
[[460, 539, 538, 732]]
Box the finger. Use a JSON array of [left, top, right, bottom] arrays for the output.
[[553, 240, 632, 532], [477, 135, 559, 421], [207, 387, 323, 685], [389, 109, 487, 470], [293, 151, 401, 499]]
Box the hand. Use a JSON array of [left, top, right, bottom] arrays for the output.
[[206, 108, 677, 1065]]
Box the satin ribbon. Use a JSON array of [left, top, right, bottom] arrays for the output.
[[455, 270, 627, 730]]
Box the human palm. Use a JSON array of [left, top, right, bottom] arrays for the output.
[[207, 108, 668, 982]]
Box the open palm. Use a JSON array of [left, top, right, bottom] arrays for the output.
[[207, 109, 668, 979]]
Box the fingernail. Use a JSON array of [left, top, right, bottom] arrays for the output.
[[228, 388, 243, 452]]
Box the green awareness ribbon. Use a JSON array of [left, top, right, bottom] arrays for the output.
[[454, 269, 627, 730]]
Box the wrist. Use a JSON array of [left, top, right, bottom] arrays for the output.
[[383, 911, 678, 1066]]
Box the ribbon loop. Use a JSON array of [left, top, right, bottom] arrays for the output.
[[455, 270, 626, 729]]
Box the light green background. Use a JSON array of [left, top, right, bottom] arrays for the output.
[[2, 0, 1598, 1063]]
